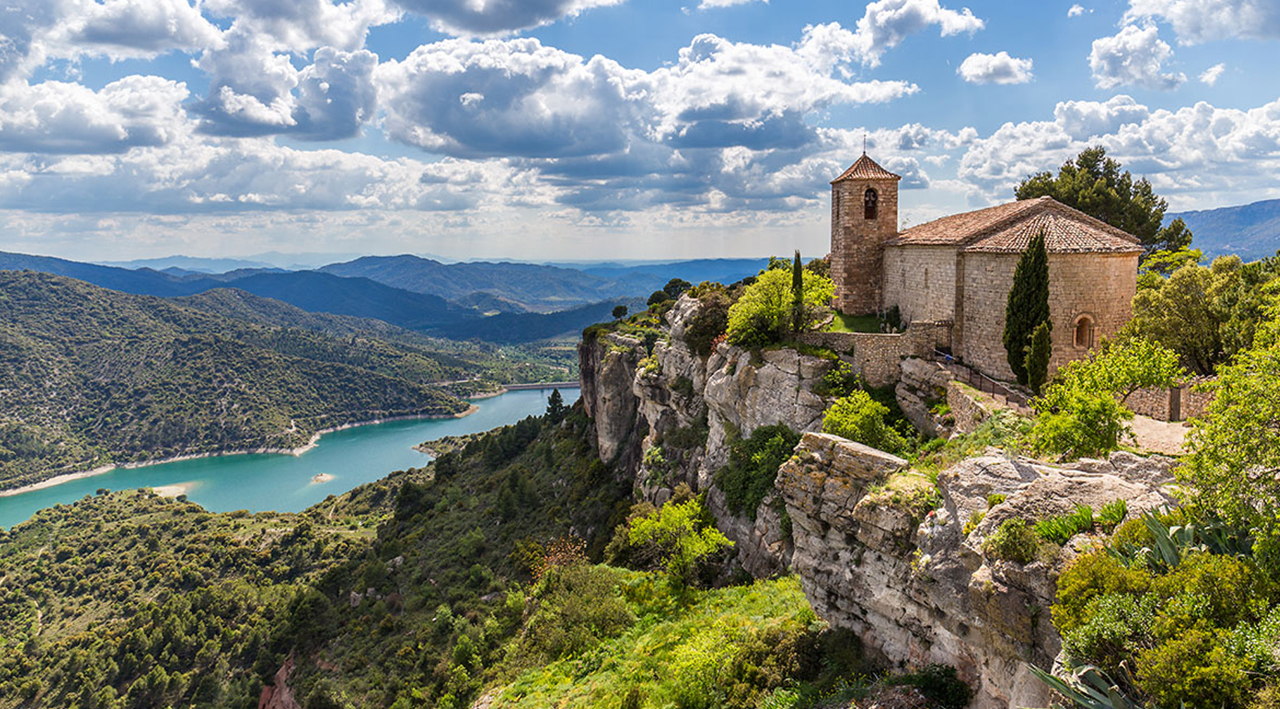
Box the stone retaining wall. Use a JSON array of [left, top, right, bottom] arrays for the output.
[[798, 321, 951, 388]]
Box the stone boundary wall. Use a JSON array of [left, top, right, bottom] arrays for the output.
[[946, 380, 994, 435], [1126, 376, 1216, 422], [798, 321, 951, 388]]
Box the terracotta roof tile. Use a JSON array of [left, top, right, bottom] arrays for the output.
[[832, 154, 901, 183], [887, 196, 1143, 255]]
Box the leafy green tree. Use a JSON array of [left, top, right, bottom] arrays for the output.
[[1031, 338, 1184, 459], [648, 290, 673, 306], [1025, 321, 1053, 395], [822, 390, 908, 454], [1003, 230, 1050, 385], [715, 424, 800, 518], [627, 498, 733, 588], [726, 267, 834, 347], [1182, 297, 1280, 529], [663, 278, 693, 299], [612, 305, 628, 319], [1127, 255, 1280, 375], [1016, 146, 1192, 254]]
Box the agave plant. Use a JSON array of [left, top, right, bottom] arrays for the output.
[[1108, 509, 1254, 573], [1030, 664, 1151, 709]]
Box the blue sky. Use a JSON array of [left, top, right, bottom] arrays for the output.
[[0, 0, 1276, 262]]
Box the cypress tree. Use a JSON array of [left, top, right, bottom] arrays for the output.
[[791, 250, 804, 334], [1024, 321, 1052, 395], [1003, 230, 1050, 385]]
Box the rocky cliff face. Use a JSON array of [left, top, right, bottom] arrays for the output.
[[579, 295, 837, 576], [777, 433, 1177, 709], [577, 294, 1178, 708]]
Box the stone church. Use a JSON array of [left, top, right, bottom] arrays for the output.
[[829, 153, 1142, 382]]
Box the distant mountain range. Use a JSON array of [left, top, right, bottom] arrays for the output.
[[1169, 198, 1280, 261], [0, 250, 766, 344]]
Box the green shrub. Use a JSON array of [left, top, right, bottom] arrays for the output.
[[962, 511, 985, 536], [1052, 551, 1153, 635], [682, 289, 731, 358], [822, 391, 907, 454], [1035, 504, 1095, 545], [886, 664, 972, 709], [982, 519, 1040, 564], [1135, 629, 1255, 709], [716, 425, 801, 519], [1062, 593, 1157, 675], [815, 361, 862, 398], [514, 562, 635, 666], [986, 493, 1007, 507], [627, 498, 734, 588]]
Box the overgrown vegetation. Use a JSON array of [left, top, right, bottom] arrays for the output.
[[716, 424, 801, 518], [822, 390, 908, 455], [726, 267, 833, 348], [0, 491, 362, 708]]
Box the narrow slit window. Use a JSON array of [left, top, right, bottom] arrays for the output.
[[1074, 315, 1095, 348]]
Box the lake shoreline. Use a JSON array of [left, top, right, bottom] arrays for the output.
[[0, 405, 481, 500]]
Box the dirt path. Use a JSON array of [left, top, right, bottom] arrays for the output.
[[1131, 415, 1189, 456]]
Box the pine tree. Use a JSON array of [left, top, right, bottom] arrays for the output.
[[1004, 230, 1051, 385], [545, 389, 567, 424], [791, 250, 804, 334], [1024, 321, 1052, 395]]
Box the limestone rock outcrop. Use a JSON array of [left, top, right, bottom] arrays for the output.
[[778, 433, 1179, 709]]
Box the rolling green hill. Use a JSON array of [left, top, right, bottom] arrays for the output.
[[0, 272, 483, 490]]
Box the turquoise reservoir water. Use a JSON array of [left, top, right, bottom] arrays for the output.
[[0, 387, 579, 529]]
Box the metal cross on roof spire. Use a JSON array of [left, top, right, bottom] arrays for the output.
[[862, 134, 867, 155]]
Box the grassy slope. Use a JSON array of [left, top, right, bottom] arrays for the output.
[[495, 574, 819, 709], [0, 272, 475, 489]]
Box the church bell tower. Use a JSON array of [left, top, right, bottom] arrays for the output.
[[830, 152, 900, 316]]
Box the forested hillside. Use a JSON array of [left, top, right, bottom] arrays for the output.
[[0, 492, 363, 708], [0, 273, 490, 489]]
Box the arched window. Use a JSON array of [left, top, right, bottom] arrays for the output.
[[1074, 315, 1095, 349], [864, 188, 878, 220]]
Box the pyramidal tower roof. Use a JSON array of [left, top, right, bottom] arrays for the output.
[[832, 153, 900, 183]]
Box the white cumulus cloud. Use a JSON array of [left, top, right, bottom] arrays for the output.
[[0, 76, 191, 154], [1124, 0, 1280, 43], [850, 0, 986, 66], [1068, 4, 1091, 17], [386, 0, 624, 36], [957, 51, 1033, 84], [1199, 62, 1225, 85], [1089, 24, 1186, 90], [957, 95, 1280, 204], [698, 0, 765, 8]]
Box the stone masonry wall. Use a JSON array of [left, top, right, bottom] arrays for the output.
[[959, 251, 1138, 382], [831, 177, 899, 316], [1127, 376, 1216, 422], [883, 245, 957, 323], [799, 321, 951, 388]]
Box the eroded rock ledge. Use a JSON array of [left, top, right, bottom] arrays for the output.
[[777, 432, 1178, 709]]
